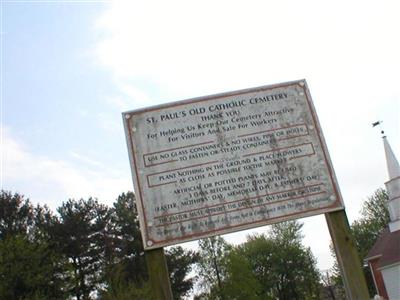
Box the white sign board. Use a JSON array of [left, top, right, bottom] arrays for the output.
[[123, 80, 344, 249]]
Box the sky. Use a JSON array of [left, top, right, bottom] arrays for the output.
[[2, 0, 399, 271]]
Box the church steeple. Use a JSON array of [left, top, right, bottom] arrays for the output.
[[383, 136, 400, 232], [383, 136, 400, 179]]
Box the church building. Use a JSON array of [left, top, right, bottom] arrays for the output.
[[365, 136, 400, 300]]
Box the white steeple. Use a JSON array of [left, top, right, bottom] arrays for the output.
[[383, 136, 400, 232], [383, 136, 400, 179]]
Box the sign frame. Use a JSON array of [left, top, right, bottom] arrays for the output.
[[123, 79, 344, 249]]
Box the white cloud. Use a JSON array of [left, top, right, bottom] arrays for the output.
[[2, 128, 132, 209], [118, 84, 152, 107], [104, 83, 153, 111], [69, 151, 103, 167], [97, 112, 122, 132], [105, 96, 131, 112], [99, 85, 154, 132], [94, 1, 399, 93]]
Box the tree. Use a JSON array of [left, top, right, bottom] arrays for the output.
[[231, 221, 320, 300], [1, 191, 200, 299], [195, 222, 320, 300], [105, 192, 147, 286], [320, 269, 342, 300], [196, 236, 231, 298], [166, 246, 198, 300], [166, 246, 199, 300], [99, 265, 154, 300], [49, 198, 113, 300], [0, 191, 65, 299], [331, 188, 390, 297], [220, 250, 261, 300], [352, 188, 390, 259], [103, 192, 199, 299], [269, 218, 304, 244], [0, 191, 34, 240], [0, 235, 65, 300]]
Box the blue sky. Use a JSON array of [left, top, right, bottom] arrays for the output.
[[5, 3, 117, 158], [2, 0, 400, 270], [3, 2, 134, 204]]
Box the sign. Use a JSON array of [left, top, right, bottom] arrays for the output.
[[123, 80, 344, 249]]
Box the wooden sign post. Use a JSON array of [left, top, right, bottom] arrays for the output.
[[145, 248, 173, 300], [123, 80, 369, 299], [326, 210, 369, 299]]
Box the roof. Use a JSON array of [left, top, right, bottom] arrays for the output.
[[378, 229, 400, 268], [365, 227, 400, 268]]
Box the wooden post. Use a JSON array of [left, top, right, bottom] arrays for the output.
[[145, 247, 173, 300], [325, 209, 370, 299]]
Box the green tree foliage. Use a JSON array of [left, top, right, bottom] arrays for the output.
[[166, 246, 199, 300], [236, 221, 320, 300], [319, 269, 343, 300], [48, 198, 113, 300], [108, 192, 198, 299], [269, 218, 304, 244], [351, 188, 390, 259], [220, 250, 261, 300], [197, 236, 231, 297], [0, 191, 34, 239], [99, 264, 154, 300], [106, 192, 146, 286], [0, 190, 204, 299], [331, 188, 390, 297], [104, 192, 199, 299], [196, 221, 320, 300], [0, 191, 65, 300], [0, 235, 65, 300]]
